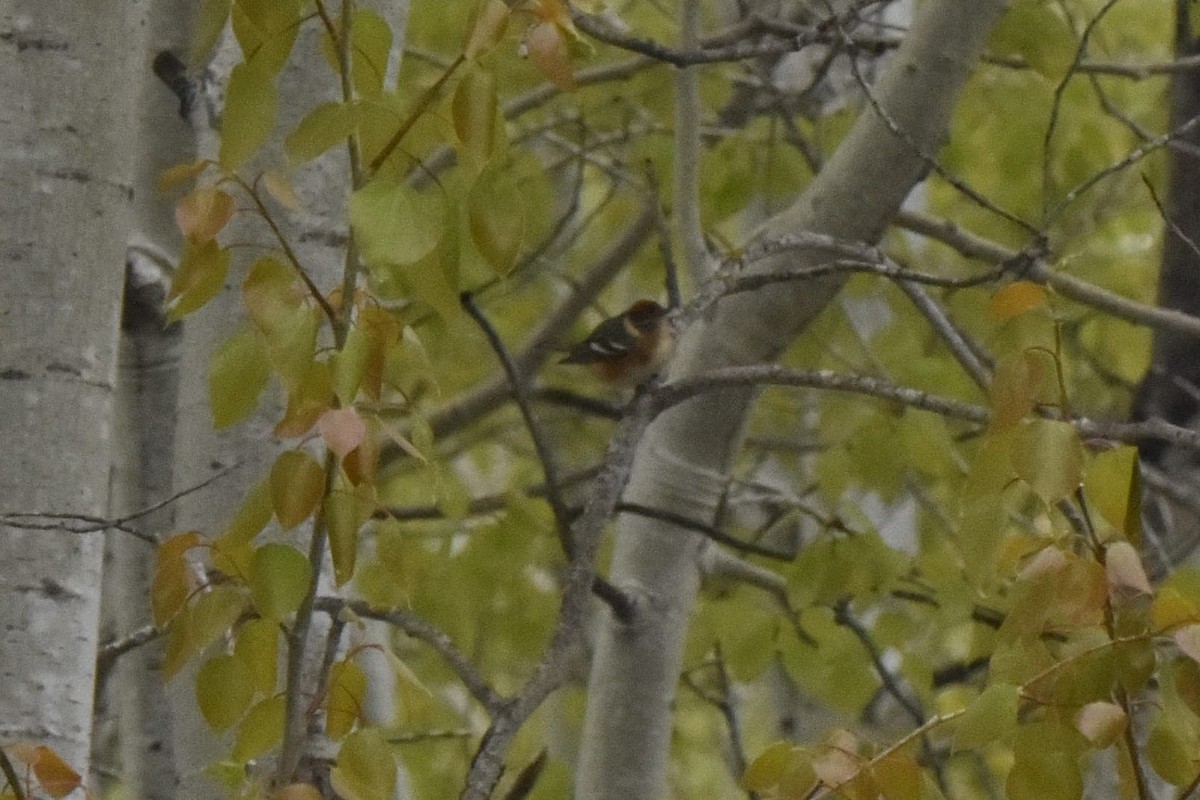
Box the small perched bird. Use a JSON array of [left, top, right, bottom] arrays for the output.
[[561, 300, 675, 387]]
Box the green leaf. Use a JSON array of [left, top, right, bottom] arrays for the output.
[[191, 0, 232, 65], [250, 543, 312, 620], [1006, 723, 1085, 800], [326, 660, 367, 740], [220, 61, 278, 172], [954, 683, 1019, 750], [269, 450, 327, 530], [1147, 712, 1200, 786], [349, 179, 446, 267], [209, 328, 270, 428], [231, 0, 301, 74], [467, 167, 525, 275], [167, 241, 230, 322], [286, 101, 357, 164], [464, 0, 511, 59], [1084, 446, 1141, 543], [1010, 418, 1083, 504], [192, 587, 249, 651], [330, 729, 396, 800], [233, 695, 286, 762], [242, 259, 319, 387], [453, 69, 501, 172], [742, 741, 798, 792], [196, 654, 253, 732], [325, 481, 376, 586], [243, 257, 303, 332], [988, 0, 1076, 81], [222, 480, 274, 547], [320, 10, 392, 98], [234, 618, 279, 695], [331, 325, 371, 406]]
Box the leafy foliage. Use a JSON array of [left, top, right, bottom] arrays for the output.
[[128, 0, 1200, 798]]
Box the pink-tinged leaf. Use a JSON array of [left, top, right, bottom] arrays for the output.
[[1018, 545, 1069, 581], [524, 21, 575, 90], [1176, 624, 1200, 664], [811, 730, 861, 788], [176, 187, 236, 244], [1076, 701, 1126, 748], [1106, 541, 1152, 595], [318, 407, 367, 459]]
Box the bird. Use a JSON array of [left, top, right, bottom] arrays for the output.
[[560, 300, 675, 387]]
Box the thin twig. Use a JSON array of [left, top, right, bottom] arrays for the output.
[[894, 209, 1200, 340], [1041, 0, 1123, 216], [460, 293, 572, 544], [2, 461, 243, 544], [459, 293, 635, 622], [616, 501, 795, 560], [318, 597, 504, 714], [376, 465, 602, 522]]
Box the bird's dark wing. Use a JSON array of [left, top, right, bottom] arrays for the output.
[[560, 316, 637, 364]]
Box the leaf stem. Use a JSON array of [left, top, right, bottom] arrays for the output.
[[236, 175, 339, 327]]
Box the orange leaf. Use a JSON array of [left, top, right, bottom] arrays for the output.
[[176, 187, 236, 243], [10, 745, 81, 800], [151, 531, 203, 626], [524, 21, 574, 90], [988, 281, 1048, 320]]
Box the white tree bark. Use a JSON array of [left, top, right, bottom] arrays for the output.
[[574, 1, 1008, 797], [0, 0, 151, 782]]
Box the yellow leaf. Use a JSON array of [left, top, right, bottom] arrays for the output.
[[196, 654, 253, 731], [464, 0, 511, 59], [326, 660, 367, 739], [233, 695, 287, 762], [209, 328, 270, 428], [270, 450, 327, 530], [158, 159, 209, 192], [250, 543, 312, 620], [167, 240, 230, 321]]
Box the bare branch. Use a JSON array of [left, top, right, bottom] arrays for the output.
[[894, 209, 1200, 340], [317, 597, 505, 714]]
